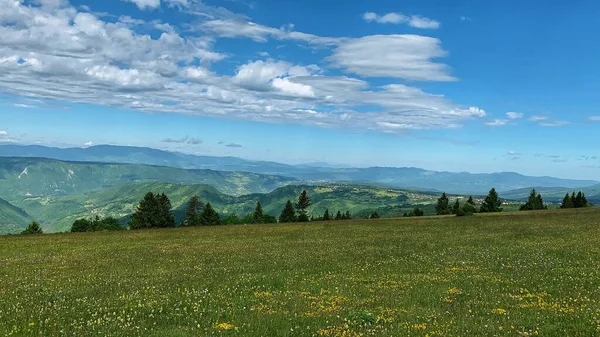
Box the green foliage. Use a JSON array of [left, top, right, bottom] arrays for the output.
[[335, 210, 342, 220], [71, 216, 123, 232], [130, 192, 175, 229], [520, 189, 547, 211], [404, 208, 424, 217], [435, 193, 451, 215], [182, 196, 203, 227], [21, 221, 43, 234], [369, 211, 380, 219], [223, 213, 240, 225], [262, 214, 277, 224], [252, 201, 264, 224], [452, 199, 461, 215], [0, 197, 34, 234], [279, 200, 297, 223], [560, 193, 574, 209], [457, 203, 475, 217], [199, 202, 221, 226], [322, 209, 331, 221], [296, 190, 311, 222], [480, 188, 503, 213], [559, 191, 589, 209]]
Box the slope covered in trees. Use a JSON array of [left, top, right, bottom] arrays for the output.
[[0, 198, 34, 234]]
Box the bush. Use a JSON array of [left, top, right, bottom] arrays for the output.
[[21, 221, 43, 235]]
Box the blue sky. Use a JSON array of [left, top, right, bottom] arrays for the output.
[[0, 0, 599, 179]]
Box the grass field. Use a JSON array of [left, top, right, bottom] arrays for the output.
[[2, 208, 600, 336]]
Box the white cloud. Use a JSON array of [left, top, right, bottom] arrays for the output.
[[362, 12, 440, 29], [0, 131, 7, 136], [0, 0, 487, 135], [123, 0, 161, 10], [587, 116, 600, 121], [84, 141, 93, 146], [529, 115, 548, 122], [485, 119, 508, 127], [328, 35, 455, 81], [539, 121, 570, 127], [506, 112, 523, 119]]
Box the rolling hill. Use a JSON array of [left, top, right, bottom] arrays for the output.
[[0, 198, 33, 234], [0, 157, 298, 199], [1, 144, 596, 195], [15, 182, 445, 233], [502, 184, 600, 203]]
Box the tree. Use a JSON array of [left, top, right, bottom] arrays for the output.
[[253, 201, 264, 224], [322, 209, 331, 221], [335, 210, 342, 220], [279, 200, 297, 223], [520, 189, 547, 211], [370, 211, 380, 219], [467, 196, 476, 206], [200, 202, 220, 226], [480, 188, 503, 213], [560, 193, 574, 209], [574, 191, 584, 208], [296, 190, 311, 222], [404, 208, 424, 217], [458, 203, 475, 217], [99, 217, 123, 231], [183, 196, 202, 226], [452, 199, 461, 215], [262, 214, 278, 224], [435, 193, 451, 215], [71, 218, 92, 232], [582, 192, 589, 207], [21, 221, 43, 235], [223, 213, 240, 225], [344, 211, 351, 220], [130, 192, 175, 229]]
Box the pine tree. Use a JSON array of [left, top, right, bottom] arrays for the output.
[[200, 202, 220, 226], [156, 193, 175, 228], [370, 211, 380, 219], [296, 190, 311, 222], [345, 211, 351, 220], [252, 201, 264, 224], [323, 209, 331, 221], [335, 210, 342, 220], [581, 192, 588, 207], [560, 193, 574, 209], [130, 192, 158, 229], [520, 189, 546, 211], [183, 196, 202, 226], [21, 221, 43, 234], [467, 196, 475, 206], [574, 191, 584, 208], [480, 188, 503, 213], [571, 192, 576, 207], [279, 200, 297, 223], [435, 192, 451, 215], [452, 199, 461, 215]]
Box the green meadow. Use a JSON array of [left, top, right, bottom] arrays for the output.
[[2, 208, 600, 336]]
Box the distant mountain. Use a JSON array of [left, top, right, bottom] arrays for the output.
[[0, 157, 298, 199], [15, 182, 439, 233], [503, 184, 600, 203], [0, 197, 33, 234], [0, 144, 597, 194]]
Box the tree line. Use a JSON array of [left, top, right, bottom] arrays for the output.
[[18, 186, 594, 235]]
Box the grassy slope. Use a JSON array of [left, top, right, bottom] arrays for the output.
[[0, 157, 297, 199], [0, 197, 33, 234], [1, 208, 600, 336], [16, 182, 445, 232]]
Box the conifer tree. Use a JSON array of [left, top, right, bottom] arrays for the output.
[[156, 193, 175, 228], [296, 190, 311, 222], [435, 192, 451, 215], [574, 191, 584, 208], [520, 189, 547, 211], [370, 211, 380, 219], [323, 209, 331, 221], [335, 210, 342, 220], [467, 196, 476, 206], [21, 221, 43, 235], [130, 192, 159, 229], [279, 200, 297, 223], [345, 211, 351, 220], [253, 201, 264, 224], [200, 202, 220, 226], [183, 195, 202, 226], [480, 188, 503, 213], [452, 199, 461, 215], [560, 193, 574, 209], [581, 192, 588, 207]]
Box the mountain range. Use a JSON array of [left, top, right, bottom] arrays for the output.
[[1, 144, 596, 195]]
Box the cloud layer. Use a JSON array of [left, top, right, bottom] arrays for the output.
[[0, 0, 486, 134]]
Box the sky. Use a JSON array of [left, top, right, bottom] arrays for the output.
[[0, 0, 599, 179]]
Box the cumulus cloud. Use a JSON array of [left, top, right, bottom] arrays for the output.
[[0, 0, 487, 135], [0, 130, 7, 136], [362, 12, 440, 29], [161, 136, 203, 144], [328, 35, 455, 81], [123, 0, 161, 10], [84, 141, 93, 146], [485, 119, 508, 127], [506, 112, 523, 119]]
